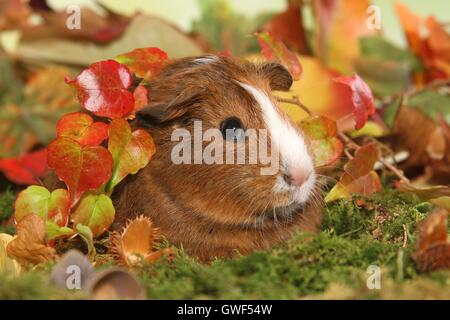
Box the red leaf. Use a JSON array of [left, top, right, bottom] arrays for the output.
[[0, 149, 47, 185], [65, 60, 134, 119], [260, 3, 310, 54], [47, 137, 113, 205], [115, 47, 169, 80], [56, 112, 108, 146], [332, 73, 375, 130], [256, 31, 303, 81], [133, 85, 149, 113]]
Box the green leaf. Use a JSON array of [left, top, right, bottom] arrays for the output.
[[384, 97, 402, 128], [71, 193, 115, 237], [45, 221, 74, 241], [14, 186, 70, 226], [405, 90, 450, 124]]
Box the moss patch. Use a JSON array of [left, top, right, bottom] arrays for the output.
[[1, 189, 449, 299]]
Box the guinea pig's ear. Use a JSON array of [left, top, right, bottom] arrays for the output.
[[259, 62, 293, 91], [136, 87, 204, 125]]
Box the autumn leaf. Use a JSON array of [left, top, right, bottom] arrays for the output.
[[7, 214, 55, 268], [312, 0, 377, 74], [110, 215, 173, 267], [71, 193, 115, 237], [65, 60, 135, 119], [47, 137, 113, 205], [413, 208, 450, 272], [397, 183, 450, 210], [0, 148, 47, 185], [56, 112, 108, 146], [132, 85, 149, 114], [115, 47, 169, 81], [325, 143, 381, 202], [332, 74, 375, 130], [105, 119, 156, 193], [299, 116, 343, 167], [395, 3, 450, 82], [0, 233, 21, 277], [256, 31, 302, 80], [0, 67, 78, 158], [260, 3, 310, 54], [14, 186, 70, 226]]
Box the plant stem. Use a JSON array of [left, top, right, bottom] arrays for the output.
[[284, 94, 411, 184], [276, 96, 312, 115]]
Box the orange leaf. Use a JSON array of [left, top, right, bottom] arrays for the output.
[[56, 112, 108, 146], [115, 47, 169, 81], [312, 0, 377, 74], [325, 143, 381, 202], [7, 214, 55, 268], [256, 31, 302, 80], [106, 119, 156, 193], [413, 208, 450, 272]]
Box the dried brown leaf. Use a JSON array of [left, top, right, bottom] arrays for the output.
[[413, 208, 450, 272], [6, 214, 55, 268]]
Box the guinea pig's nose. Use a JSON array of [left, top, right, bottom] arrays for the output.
[[283, 170, 311, 187]]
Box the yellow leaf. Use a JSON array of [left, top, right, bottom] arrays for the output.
[[0, 233, 21, 277]]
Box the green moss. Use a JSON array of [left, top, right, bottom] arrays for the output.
[[1, 188, 449, 299], [0, 272, 84, 300], [0, 189, 15, 235]]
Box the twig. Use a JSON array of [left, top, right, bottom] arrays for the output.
[[276, 96, 312, 115], [284, 94, 411, 184], [339, 131, 410, 184], [402, 224, 408, 248]]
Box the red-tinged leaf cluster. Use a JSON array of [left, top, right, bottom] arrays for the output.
[[325, 143, 382, 202], [115, 47, 169, 80], [413, 208, 450, 272], [0, 149, 47, 185], [299, 116, 343, 167], [6, 48, 165, 266], [65, 60, 135, 119], [395, 3, 450, 83], [256, 31, 303, 81], [332, 74, 376, 130]]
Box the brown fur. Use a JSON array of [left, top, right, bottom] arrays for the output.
[[110, 55, 323, 262]]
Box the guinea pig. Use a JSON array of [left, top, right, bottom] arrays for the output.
[[112, 55, 323, 262]]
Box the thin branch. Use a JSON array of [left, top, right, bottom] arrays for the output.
[[276, 96, 312, 115], [284, 94, 411, 184], [402, 224, 408, 248]]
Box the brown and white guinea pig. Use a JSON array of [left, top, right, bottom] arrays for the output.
[[112, 55, 323, 262]]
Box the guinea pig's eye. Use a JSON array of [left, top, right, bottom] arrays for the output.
[[220, 117, 245, 142]]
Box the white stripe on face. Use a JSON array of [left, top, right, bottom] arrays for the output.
[[238, 82, 315, 204]]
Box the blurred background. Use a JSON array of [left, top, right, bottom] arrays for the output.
[[0, 0, 449, 193]]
